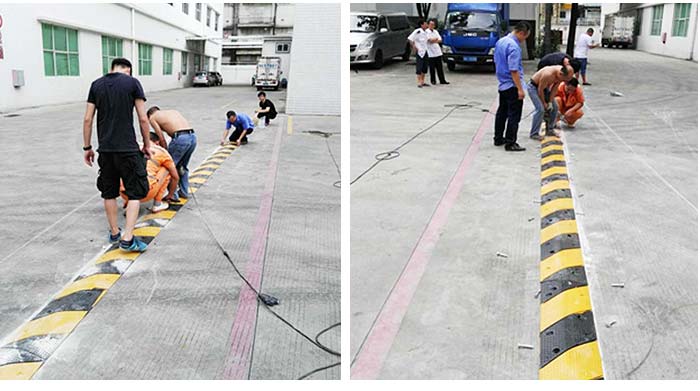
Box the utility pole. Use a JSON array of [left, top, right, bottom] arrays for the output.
[[543, 3, 553, 55], [566, 4, 579, 56]]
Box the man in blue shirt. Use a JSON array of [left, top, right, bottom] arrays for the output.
[[221, 110, 255, 146], [493, 22, 531, 152]]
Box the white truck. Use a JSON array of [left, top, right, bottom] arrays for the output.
[[253, 57, 285, 91], [602, 14, 635, 49]]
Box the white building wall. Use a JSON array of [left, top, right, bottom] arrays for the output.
[[286, 3, 340, 116], [0, 3, 223, 112], [636, 3, 698, 61]]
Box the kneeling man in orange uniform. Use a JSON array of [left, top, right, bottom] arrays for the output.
[[120, 132, 179, 213], [554, 78, 585, 128]]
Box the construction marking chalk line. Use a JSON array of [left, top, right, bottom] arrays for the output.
[[538, 135, 603, 380], [350, 97, 498, 380], [587, 105, 697, 213], [222, 122, 284, 380], [0, 143, 238, 380], [0, 193, 101, 264]]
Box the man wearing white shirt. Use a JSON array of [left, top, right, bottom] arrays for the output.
[[573, 28, 599, 86], [427, 19, 449, 85], [408, 19, 430, 88]]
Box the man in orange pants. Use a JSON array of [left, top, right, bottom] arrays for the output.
[[121, 133, 179, 213], [554, 78, 585, 128]]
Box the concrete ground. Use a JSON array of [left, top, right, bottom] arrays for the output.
[[350, 49, 697, 379], [0, 86, 340, 379]]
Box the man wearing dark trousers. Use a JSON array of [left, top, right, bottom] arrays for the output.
[[255, 91, 277, 126], [82, 58, 152, 252], [493, 22, 531, 152], [427, 19, 449, 85]]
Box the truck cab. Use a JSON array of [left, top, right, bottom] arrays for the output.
[[441, 3, 508, 71]]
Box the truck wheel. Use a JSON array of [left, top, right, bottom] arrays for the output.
[[372, 50, 384, 69], [447, 62, 456, 71], [402, 44, 411, 61]]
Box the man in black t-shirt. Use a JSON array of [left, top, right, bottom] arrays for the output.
[[83, 58, 152, 253], [537, 52, 581, 73], [255, 91, 277, 126]]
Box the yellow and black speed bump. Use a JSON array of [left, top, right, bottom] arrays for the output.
[[538, 136, 603, 380], [0, 143, 237, 380]]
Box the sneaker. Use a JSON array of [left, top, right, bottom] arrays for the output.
[[120, 237, 148, 252], [505, 143, 526, 152], [108, 228, 122, 243], [530, 134, 544, 141], [151, 202, 169, 213]]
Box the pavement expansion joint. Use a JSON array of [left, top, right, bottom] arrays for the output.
[[538, 136, 603, 380], [0, 144, 238, 380]]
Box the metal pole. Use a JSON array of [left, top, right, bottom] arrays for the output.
[[566, 4, 579, 56], [544, 3, 552, 55]]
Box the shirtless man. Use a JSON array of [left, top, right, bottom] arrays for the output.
[[146, 106, 198, 201], [527, 64, 574, 139]]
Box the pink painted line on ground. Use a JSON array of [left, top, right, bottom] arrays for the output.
[[351, 98, 498, 380], [222, 125, 284, 380]]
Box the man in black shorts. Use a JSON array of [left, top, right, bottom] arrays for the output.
[[83, 58, 152, 252], [255, 91, 277, 126]]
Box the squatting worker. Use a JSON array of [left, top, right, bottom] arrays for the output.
[[574, 28, 599, 86], [255, 91, 277, 126], [146, 106, 197, 201], [554, 78, 585, 128], [408, 19, 430, 88], [427, 19, 449, 85], [493, 21, 531, 152], [120, 132, 179, 213], [527, 64, 574, 140], [221, 111, 255, 146], [536, 52, 581, 111], [82, 57, 151, 253]]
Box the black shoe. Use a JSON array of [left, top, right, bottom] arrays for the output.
[[505, 143, 526, 152], [431, 81, 436, 85], [494, 139, 506, 146], [440, 81, 450, 85], [241, 138, 249, 145], [583, 82, 592, 86]]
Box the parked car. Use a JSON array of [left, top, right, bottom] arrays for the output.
[[350, 11, 412, 69], [192, 71, 216, 87], [208, 71, 223, 86]]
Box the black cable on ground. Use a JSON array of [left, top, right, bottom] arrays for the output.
[[350, 102, 492, 186], [304, 131, 341, 188], [189, 191, 340, 380]]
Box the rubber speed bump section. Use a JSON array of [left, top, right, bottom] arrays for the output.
[[538, 137, 603, 380], [0, 144, 238, 380]]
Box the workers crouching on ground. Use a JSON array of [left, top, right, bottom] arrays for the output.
[[493, 21, 531, 152], [536, 51, 581, 73], [554, 78, 585, 128], [120, 132, 179, 213], [255, 91, 277, 126], [221, 110, 255, 146], [83, 57, 151, 253], [146, 106, 198, 202], [527, 64, 574, 140]]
